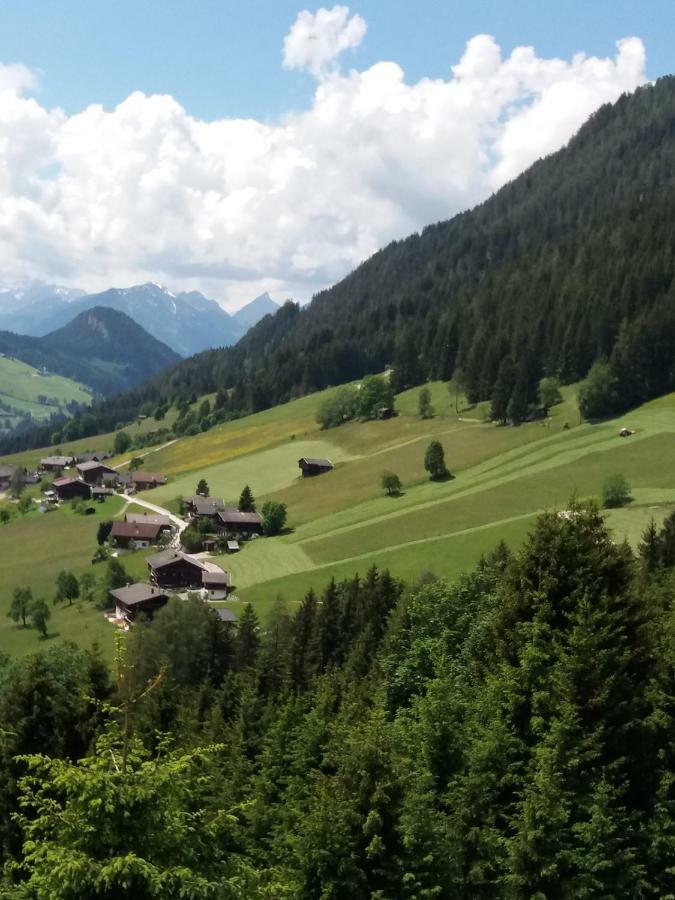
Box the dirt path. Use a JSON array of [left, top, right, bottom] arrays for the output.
[[118, 494, 186, 533], [112, 439, 178, 470]]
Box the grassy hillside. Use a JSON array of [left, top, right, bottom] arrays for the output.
[[0, 355, 91, 433], [1, 377, 673, 659]]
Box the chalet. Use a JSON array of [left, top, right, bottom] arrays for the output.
[[147, 549, 231, 595], [41, 455, 75, 472], [184, 496, 226, 518], [110, 520, 163, 550], [125, 512, 174, 534], [76, 460, 118, 484], [110, 582, 169, 623], [91, 486, 114, 501], [76, 451, 111, 464], [102, 472, 128, 489], [131, 472, 167, 491], [52, 477, 91, 501], [298, 457, 334, 477], [215, 509, 263, 538]]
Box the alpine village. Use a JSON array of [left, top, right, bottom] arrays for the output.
[[0, 7, 673, 899]]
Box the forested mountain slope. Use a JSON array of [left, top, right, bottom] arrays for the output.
[[3, 75, 675, 452], [0, 307, 180, 397]]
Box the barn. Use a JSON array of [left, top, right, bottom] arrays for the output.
[[298, 457, 334, 477]]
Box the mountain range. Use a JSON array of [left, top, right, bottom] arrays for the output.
[[0, 307, 180, 396], [0, 282, 279, 357]]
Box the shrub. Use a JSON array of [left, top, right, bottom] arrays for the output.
[[601, 474, 632, 509]]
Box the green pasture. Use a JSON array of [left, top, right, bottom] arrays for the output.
[[1, 378, 674, 651], [0, 356, 92, 432]]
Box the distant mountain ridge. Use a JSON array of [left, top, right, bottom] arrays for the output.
[[0, 282, 280, 357], [232, 292, 279, 330], [0, 307, 180, 395]]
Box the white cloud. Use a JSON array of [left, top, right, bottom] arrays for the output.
[[0, 15, 647, 310], [283, 5, 367, 78]]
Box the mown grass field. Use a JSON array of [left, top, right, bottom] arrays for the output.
[[1, 379, 674, 656], [0, 356, 92, 433]]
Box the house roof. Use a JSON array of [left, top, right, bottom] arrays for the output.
[[216, 509, 262, 526], [111, 521, 162, 540], [188, 496, 226, 515], [0, 465, 15, 479], [41, 455, 74, 466], [77, 460, 116, 473], [146, 549, 207, 571], [215, 607, 237, 622], [52, 476, 86, 488], [125, 512, 173, 528], [132, 472, 167, 485], [110, 582, 169, 607], [76, 451, 110, 463], [201, 561, 230, 586], [299, 457, 333, 467], [91, 486, 113, 495]]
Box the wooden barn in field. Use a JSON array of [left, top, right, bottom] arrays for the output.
[[52, 477, 91, 501], [110, 520, 164, 550], [40, 455, 75, 473], [131, 472, 167, 491], [298, 457, 334, 477]]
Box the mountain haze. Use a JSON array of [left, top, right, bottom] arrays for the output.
[[232, 292, 279, 330]]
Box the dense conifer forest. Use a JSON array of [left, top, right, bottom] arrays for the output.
[[4, 76, 675, 452], [0, 503, 673, 896]]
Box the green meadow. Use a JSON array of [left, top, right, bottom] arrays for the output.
[[1, 379, 675, 656], [0, 356, 92, 433]]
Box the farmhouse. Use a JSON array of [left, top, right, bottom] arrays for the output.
[[110, 583, 169, 623], [298, 457, 334, 477], [41, 455, 75, 472], [184, 496, 226, 518], [215, 509, 263, 538], [110, 520, 164, 549], [125, 512, 174, 533], [147, 549, 231, 594], [202, 563, 231, 600], [131, 472, 167, 490], [76, 451, 112, 463], [52, 477, 91, 501], [76, 460, 118, 484], [91, 486, 114, 501]]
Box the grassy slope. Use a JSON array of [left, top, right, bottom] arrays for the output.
[[0, 356, 92, 431], [1, 380, 674, 655]]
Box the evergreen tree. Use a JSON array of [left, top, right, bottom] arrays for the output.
[[424, 441, 449, 480], [97, 520, 113, 546], [507, 376, 529, 424], [239, 485, 256, 512], [491, 356, 515, 424], [196, 478, 209, 496], [235, 603, 260, 671]]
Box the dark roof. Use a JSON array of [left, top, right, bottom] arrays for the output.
[[216, 509, 262, 526], [299, 457, 333, 467], [52, 476, 86, 488], [125, 512, 173, 527], [215, 607, 237, 622], [41, 455, 74, 466], [132, 472, 167, 485], [189, 496, 226, 515], [146, 549, 207, 571], [76, 460, 116, 473], [111, 521, 162, 540], [91, 486, 113, 496], [77, 451, 110, 462], [110, 582, 168, 606]]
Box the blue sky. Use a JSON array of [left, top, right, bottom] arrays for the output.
[[0, 2, 667, 306], [0, 0, 671, 121]]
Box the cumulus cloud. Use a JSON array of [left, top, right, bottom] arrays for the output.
[[283, 5, 367, 78], [0, 12, 647, 309]]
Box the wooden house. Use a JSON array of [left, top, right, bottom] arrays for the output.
[[298, 457, 334, 477], [131, 472, 167, 491], [110, 520, 163, 550], [184, 496, 226, 518], [147, 549, 231, 595], [76, 460, 118, 484], [91, 486, 114, 501], [40, 455, 75, 472], [110, 583, 169, 623], [52, 477, 91, 501], [125, 512, 174, 534], [215, 509, 263, 538]]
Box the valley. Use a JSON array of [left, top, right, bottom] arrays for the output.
[[0, 355, 91, 433], [2, 378, 673, 657]]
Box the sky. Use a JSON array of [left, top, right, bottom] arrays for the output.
[[0, 1, 671, 310]]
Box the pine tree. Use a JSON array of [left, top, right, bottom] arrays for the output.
[[423, 441, 449, 480], [507, 377, 528, 424], [239, 485, 256, 512], [490, 356, 515, 424], [235, 603, 260, 671]]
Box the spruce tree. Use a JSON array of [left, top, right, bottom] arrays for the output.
[[239, 485, 256, 512]]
